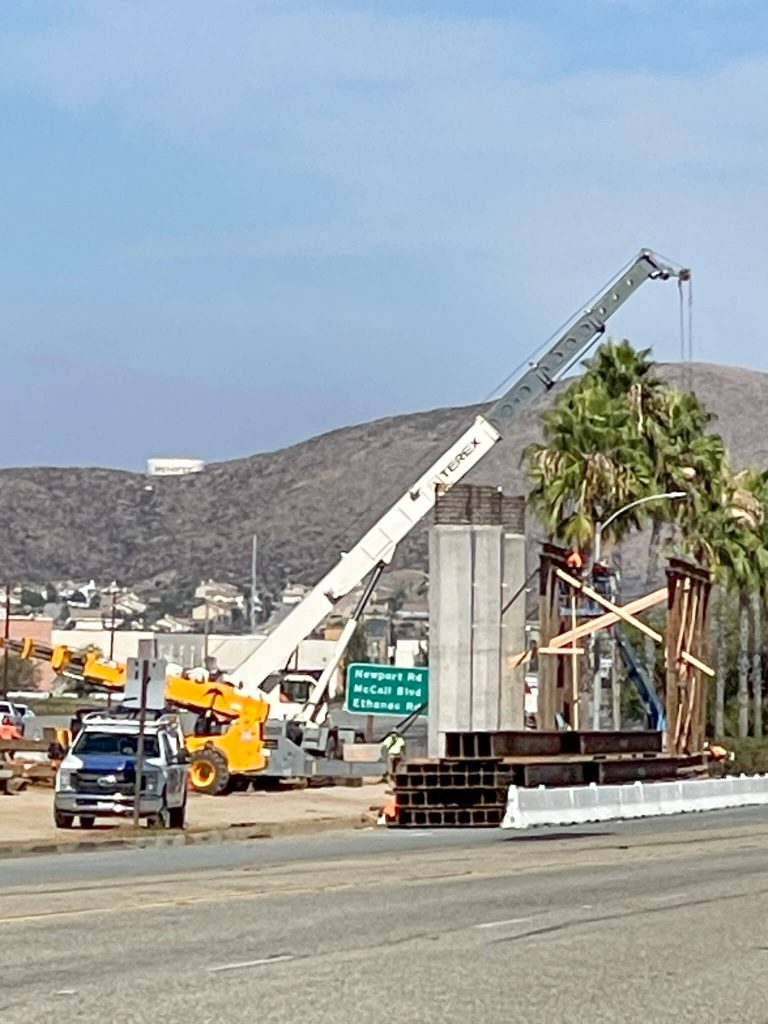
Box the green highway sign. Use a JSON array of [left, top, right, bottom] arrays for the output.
[[345, 663, 428, 717]]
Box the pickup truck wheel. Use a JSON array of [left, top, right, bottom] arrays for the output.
[[54, 809, 74, 829], [147, 797, 172, 830], [189, 749, 231, 795], [168, 800, 186, 829], [79, 815, 96, 829]]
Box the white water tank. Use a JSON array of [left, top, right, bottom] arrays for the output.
[[147, 457, 205, 477]]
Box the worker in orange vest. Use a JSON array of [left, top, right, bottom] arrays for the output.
[[566, 548, 584, 574], [0, 716, 21, 741]]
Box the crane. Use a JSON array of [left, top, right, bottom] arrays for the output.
[[6, 250, 689, 792], [237, 250, 689, 718]]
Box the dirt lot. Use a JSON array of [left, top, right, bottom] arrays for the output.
[[0, 782, 388, 848]]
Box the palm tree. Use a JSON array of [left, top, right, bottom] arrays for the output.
[[744, 471, 768, 738], [685, 468, 768, 737], [526, 377, 652, 551], [751, 590, 763, 738], [526, 337, 768, 739], [525, 338, 754, 737], [713, 588, 728, 737]]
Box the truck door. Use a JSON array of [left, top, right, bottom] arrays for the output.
[[162, 733, 184, 806]]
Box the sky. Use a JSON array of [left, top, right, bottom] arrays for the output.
[[2, 0, 767, 469]]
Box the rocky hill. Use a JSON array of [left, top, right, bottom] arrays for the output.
[[1, 363, 766, 595]]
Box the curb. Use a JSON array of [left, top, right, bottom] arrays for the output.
[[0, 813, 374, 861]]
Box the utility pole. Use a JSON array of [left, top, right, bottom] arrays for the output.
[[250, 534, 258, 633], [109, 584, 118, 661], [106, 583, 119, 710], [132, 656, 150, 829], [203, 599, 210, 667], [1, 583, 10, 697]]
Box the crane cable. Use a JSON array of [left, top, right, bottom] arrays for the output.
[[678, 272, 694, 392], [688, 272, 694, 386]]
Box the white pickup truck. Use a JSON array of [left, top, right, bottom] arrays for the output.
[[54, 712, 189, 829]]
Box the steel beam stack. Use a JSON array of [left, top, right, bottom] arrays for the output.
[[390, 729, 706, 828], [393, 757, 512, 827]]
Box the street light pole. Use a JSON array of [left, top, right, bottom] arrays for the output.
[[250, 534, 258, 633], [203, 599, 210, 669], [591, 490, 687, 731], [1, 583, 10, 698], [593, 491, 687, 565], [109, 586, 117, 661]]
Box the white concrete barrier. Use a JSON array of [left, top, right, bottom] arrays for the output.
[[501, 774, 768, 829]]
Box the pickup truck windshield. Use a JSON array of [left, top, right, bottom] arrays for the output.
[[72, 732, 160, 758]]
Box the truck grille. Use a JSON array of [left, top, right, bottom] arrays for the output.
[[72, 772, 149, 796]]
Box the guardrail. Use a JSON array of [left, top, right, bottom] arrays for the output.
[[501, 775, 768, 829]]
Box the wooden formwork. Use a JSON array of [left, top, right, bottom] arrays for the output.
[[535, 547, 713, 754], [536, 543, 579, 730], [665, 558, 713, 756]]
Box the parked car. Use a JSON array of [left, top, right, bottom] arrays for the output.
[[12, 702, 36, 721]]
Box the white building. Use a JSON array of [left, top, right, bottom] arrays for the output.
[[280, 583, 311, 605], [147, 457, 205, 477]]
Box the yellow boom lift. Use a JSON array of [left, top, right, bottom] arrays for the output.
[[1, 637, 269, 794]]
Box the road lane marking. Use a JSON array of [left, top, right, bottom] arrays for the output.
[[647, 892, 690, 902], [475, 916, 534, 930], [208, 955, 294, 973], [0, 900, 181, 925]]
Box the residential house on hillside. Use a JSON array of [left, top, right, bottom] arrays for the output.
[[59, 579, 99, 607], [195, 579, 244, 606], [192, 599, 235, 628], [280, 583, 311, 605], [98, 588, 148, 630], [154, 614, 194, 634], [193, 579, 247, 629], [0, 586, 23, 613]]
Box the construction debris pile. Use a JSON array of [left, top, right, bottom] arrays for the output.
[[0, 736, 60, 795]]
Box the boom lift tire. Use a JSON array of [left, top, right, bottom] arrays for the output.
[[189, 748, 231, 795]]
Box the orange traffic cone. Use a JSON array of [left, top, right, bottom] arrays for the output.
[[378, 796, 397, 825]]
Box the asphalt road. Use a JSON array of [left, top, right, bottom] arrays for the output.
[[2, 807, 768, 1024]]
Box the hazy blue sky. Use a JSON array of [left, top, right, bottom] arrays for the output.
[[2, 0, 767, 468]]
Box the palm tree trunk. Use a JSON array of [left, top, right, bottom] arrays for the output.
[[738, 589, 750, 737], [643, 518, 663, 689], [715, 590, 727, 738], [646, 517, 663, 588], [752, 591, 763, 738]]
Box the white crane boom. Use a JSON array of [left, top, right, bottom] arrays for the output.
[[236, 250, 687, 696]]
